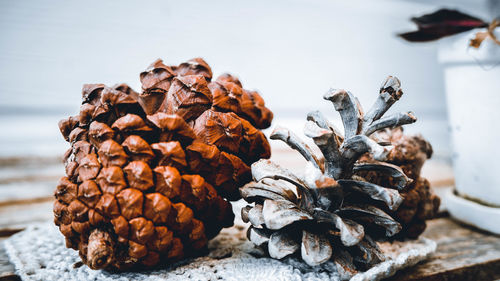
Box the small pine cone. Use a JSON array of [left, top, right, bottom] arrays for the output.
[[359, 127, 440, 239], [55, 58, 272, 270]]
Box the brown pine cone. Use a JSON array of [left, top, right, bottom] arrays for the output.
[[359, 127, 440, 239], [55, 58, 273, 270]]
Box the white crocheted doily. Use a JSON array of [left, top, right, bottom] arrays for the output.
[[4, 216, 436, 281]]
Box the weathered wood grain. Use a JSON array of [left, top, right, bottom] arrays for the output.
[[0, 181, 55, 204], [388, 218, 500, 281], [0, 157, 61, 204], [0, 200, 53, 235]]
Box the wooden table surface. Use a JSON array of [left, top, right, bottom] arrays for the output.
[[1, 152, 499, 281]]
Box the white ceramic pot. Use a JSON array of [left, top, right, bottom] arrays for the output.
[[438, 29, 500, 234]]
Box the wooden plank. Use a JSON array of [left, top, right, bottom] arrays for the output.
[[0, 181, 55, 204], [388, 218, 500, 281], [0, 156, 60, 168], [0, 164, 61, 183], [0, 157, 61, 204], [0, 200, 53, 234]]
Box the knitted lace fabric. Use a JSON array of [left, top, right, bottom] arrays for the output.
[[4, 209, 435, 281]]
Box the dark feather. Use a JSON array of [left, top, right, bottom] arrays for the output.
[[398, 9, 487, 42], [411, 9, 486, 28]]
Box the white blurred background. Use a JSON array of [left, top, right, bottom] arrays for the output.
[[0, 0, 492, 161]]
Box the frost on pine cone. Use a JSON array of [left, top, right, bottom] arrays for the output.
[[240, 76, 438, 275], [54, 58, 273, 270]]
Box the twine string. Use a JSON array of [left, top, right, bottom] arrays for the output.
[[487, 19, 500, 46], [466, 19, 500, 70]]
